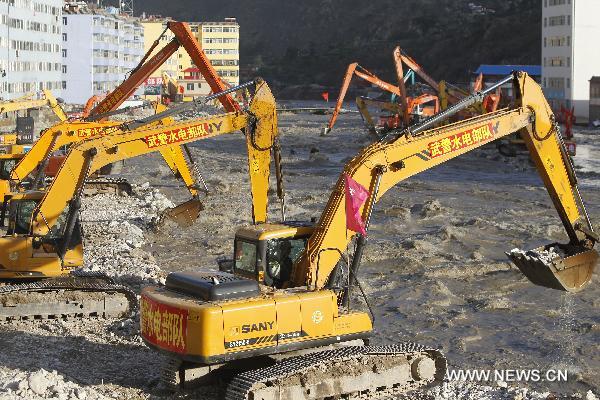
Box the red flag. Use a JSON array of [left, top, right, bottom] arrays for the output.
[[344, 174, 370, 235], [321, 92, 329, 102]]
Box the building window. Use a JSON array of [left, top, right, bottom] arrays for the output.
[[187, 83, 194, 91], [62, 65, 67, 73], [62, 17, 67, 26], [567, 15, 571, 25], [548, 16, 566, 26], [544, 18, 547, 27], [567, 36, 571, 46], [567, 57, 571, 67], [62, 81, 66, 89], [566, 78, 570, 89], [62, 49, 67, 57], [543, 78, 547, 88], [548, 78, 565, 89], [544, 38, 547, 47], [549, 57, 565, 67], [62, 33, 67, 41]]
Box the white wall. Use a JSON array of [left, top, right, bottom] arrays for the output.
[[0, 0, 62, 100], [62, 15, 93, 104], [62, 12, 144, 104], [542, 0, 600, 120], [573, 0, 600, 120]]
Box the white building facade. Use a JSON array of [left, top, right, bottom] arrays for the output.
[[0, 0, 62, 100], [541, 0, 600, 121], [62, 5, 144, 104]]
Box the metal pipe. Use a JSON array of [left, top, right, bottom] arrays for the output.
[[60, 149, 95, 258], [124, 80, 255, 131], [273, 140, 286, 222], [385, 73, 515, 141], [342, 166, 385, 307], [85, 102, 152, 122], [29, 131, 61, 190]]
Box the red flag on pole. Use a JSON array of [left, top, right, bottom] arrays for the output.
[[344, 174, 370, 235], [321, 92, 329, 102]]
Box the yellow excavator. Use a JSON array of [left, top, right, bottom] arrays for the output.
[[0, 80, 281, 320], [0, 91, 68, 202], [4, 102, 204, 201], [140, 72, 598, 399], [0, 90, 67, 153]]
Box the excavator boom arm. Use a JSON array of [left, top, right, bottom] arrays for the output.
[[0, 91, 66, 121], [292, 72, 596, 291], [90, 21, 239, 118], [31, 81, 277, 236]]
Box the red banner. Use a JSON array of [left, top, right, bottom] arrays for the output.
[[140, 294, 188, 353], [428, 122, 498, 158], [344, 174, 370, 236]]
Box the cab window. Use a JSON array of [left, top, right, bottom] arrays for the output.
[[0, 159, 17, 180], [234, 240, 257, 274], [12, 199, 68, 238], [265, 238, 307, 286], [12, 200, 37, 234]]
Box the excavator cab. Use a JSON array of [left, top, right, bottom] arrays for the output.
[[224, 223, 314, 288], [0, 154, 24, 204], [0, 191, 83, 275]]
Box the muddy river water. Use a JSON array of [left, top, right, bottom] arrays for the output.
[[124, 111, 600, 396]]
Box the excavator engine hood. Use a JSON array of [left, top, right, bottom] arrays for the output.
[[507, 244, 598, 293]]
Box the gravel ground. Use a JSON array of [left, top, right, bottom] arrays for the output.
[[0, 110, 598, 400]]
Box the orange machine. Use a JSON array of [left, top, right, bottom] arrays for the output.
[[326, 47, 502, 135], [89, 21, 238, 119], [324, 46, 439, 134]]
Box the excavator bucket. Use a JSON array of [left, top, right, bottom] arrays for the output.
[[507, 244, 598, 293], [162, 198, 203, 228]]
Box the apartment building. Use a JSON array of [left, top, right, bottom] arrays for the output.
[[140, 17, 239, 97], [541, 0, 600, 120], [0, 0, 62, 100], [194, 19, 240, 86], [61, 2, 144, 104]]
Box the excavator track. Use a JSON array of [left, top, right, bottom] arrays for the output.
[[83, 177, 133, 196], [0, 271, 137, 321], [225, 343, 446, 400]]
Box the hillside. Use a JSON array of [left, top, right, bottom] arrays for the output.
[[124, 0, 541, 95]]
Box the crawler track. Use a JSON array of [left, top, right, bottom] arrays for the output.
[[0, 271, 137, 320], [84, 177, 133, 196], [225, 343, 446, 400]]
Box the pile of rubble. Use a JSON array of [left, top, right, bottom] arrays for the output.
[[79, 182, 174, 287], [0, 369, 109, 400]]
